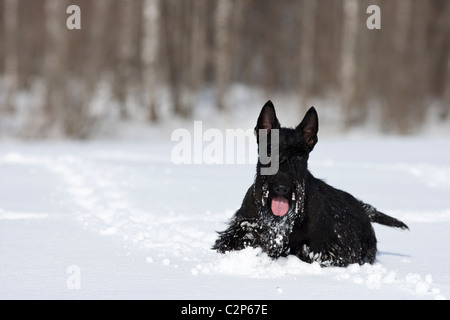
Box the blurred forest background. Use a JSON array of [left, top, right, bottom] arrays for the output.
[[0, 0, 450, 139]]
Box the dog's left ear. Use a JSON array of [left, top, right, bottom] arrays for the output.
[[297, 107, 319, 150]]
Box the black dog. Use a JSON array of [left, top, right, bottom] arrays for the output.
[[213, 101, 408, 267]]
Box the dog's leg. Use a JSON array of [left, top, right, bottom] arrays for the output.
[[212, 216, 259, 252], [213, 185, 260, 252]]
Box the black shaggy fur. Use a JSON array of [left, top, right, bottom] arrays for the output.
[[213, 101, 409, 267]]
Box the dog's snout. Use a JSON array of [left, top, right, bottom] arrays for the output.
[[274, 184, 290, 196]]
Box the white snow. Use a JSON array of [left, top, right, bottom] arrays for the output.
[[1, 134, 449, 300]]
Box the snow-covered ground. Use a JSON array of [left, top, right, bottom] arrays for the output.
[[1, 133, 449, 300]]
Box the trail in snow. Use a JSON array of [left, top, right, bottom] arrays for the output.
[[0, 137, 449, 299]]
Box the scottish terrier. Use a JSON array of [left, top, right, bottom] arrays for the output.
[[213, 101, 408, 267]]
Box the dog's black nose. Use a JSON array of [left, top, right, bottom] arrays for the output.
[[274, 184, 289, 197]]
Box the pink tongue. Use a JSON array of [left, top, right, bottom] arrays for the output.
[[271, 197, 289, 217]]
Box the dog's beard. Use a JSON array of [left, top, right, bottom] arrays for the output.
[[259, 180, 305, 219], [255, 181, 306, 258]]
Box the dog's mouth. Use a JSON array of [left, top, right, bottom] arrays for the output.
[[260, 181, 305, 218], [271, 196, 290, 217]]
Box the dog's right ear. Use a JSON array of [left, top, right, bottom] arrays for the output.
[[255, 101, 281, 137], [297, 107, 319, 151]]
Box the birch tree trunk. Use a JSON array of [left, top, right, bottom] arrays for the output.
[[427, 2, 450, 120], [444, 55, 450, 119], [385, 0, 411, 132], [214, 0, 233, 111], [43, 0, 69, 135], [116, 0, 138, 119], [408, 1, 429, 129], [142, 0, 160, 122], [3, 0, 19, 113], [161, 0, 190, 117], [66, 0, 109, 138], [188, 0, 207, 104], [340, 0, 359, 126], [299, 0, 317, 113]]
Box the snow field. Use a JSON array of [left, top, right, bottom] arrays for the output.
[[0, 136, 449, 299]]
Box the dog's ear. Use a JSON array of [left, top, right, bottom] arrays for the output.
[[255, 100, 281, 136], [297, 107, 319, 150]]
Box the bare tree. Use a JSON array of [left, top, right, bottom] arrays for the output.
[[214, 0, 233, 111], [340, 0, 360, 126], [384, 0, 411, 132], [299, 0, 317, 113], [444, 54, 450, 119], [408, 1, 430, 129], [141, 0, 160, 122], [3, 0, 19, 113], [66, 0, 109, 138], [428, 1, 450, 120], [187, 0, 207, 106], [42, 0, 69, 136], [116, 0, 139, 119], [160, 0, 193, 117]]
